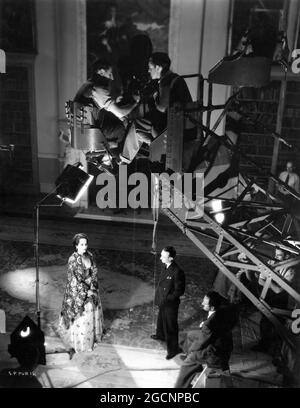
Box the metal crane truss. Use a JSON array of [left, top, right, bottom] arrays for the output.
[[154, 101, 300, 350], [160, 178, 300, 349]]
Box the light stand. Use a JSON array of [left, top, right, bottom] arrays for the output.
[[6, 164, 94, 366], [33, 190, 64, 329], [7, 189, 64, 369], [33, 163, 94, 329]]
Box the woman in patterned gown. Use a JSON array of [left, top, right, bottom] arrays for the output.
[[58, 233, 104, 353]]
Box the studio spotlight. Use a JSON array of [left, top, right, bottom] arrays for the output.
[[211, 199, 225, 224], [55, 163, 94, 204], [33, 163, 94, 331], [215, 212, 225, 224], [211, 199, 222, 213], [8, 316, 46, 368]]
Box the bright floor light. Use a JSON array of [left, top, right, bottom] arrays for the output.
[[215, 212, 225, 224]]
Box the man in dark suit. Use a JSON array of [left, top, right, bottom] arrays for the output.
[[151, 246, 185, 360], [175, 291, 237, 388]]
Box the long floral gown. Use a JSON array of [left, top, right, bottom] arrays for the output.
[[58, 251, 104, 352]]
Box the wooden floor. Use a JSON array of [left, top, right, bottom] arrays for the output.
[[0, 333, 181, 388], [0, 309, 283, 389], [0, 196, 287, 388], [0, 330, 282, 389], [0, 211, 216, 258]]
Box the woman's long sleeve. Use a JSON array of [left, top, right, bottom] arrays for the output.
[[68, 255, 90, 290], [61, 254, 90, 327]]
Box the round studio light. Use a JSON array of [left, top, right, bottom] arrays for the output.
[[20, 326, 31, 338], [215, 213, 225, 224]]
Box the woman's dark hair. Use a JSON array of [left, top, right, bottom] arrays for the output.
[[149, 52, 171, 74], [205, 291, 223, 310], [162, 246, 176, 259], [72, 233, 88, 251]]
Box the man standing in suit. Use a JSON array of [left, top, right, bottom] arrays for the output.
[[151, 246, 185, 360], [175, 291, 236, 388]]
